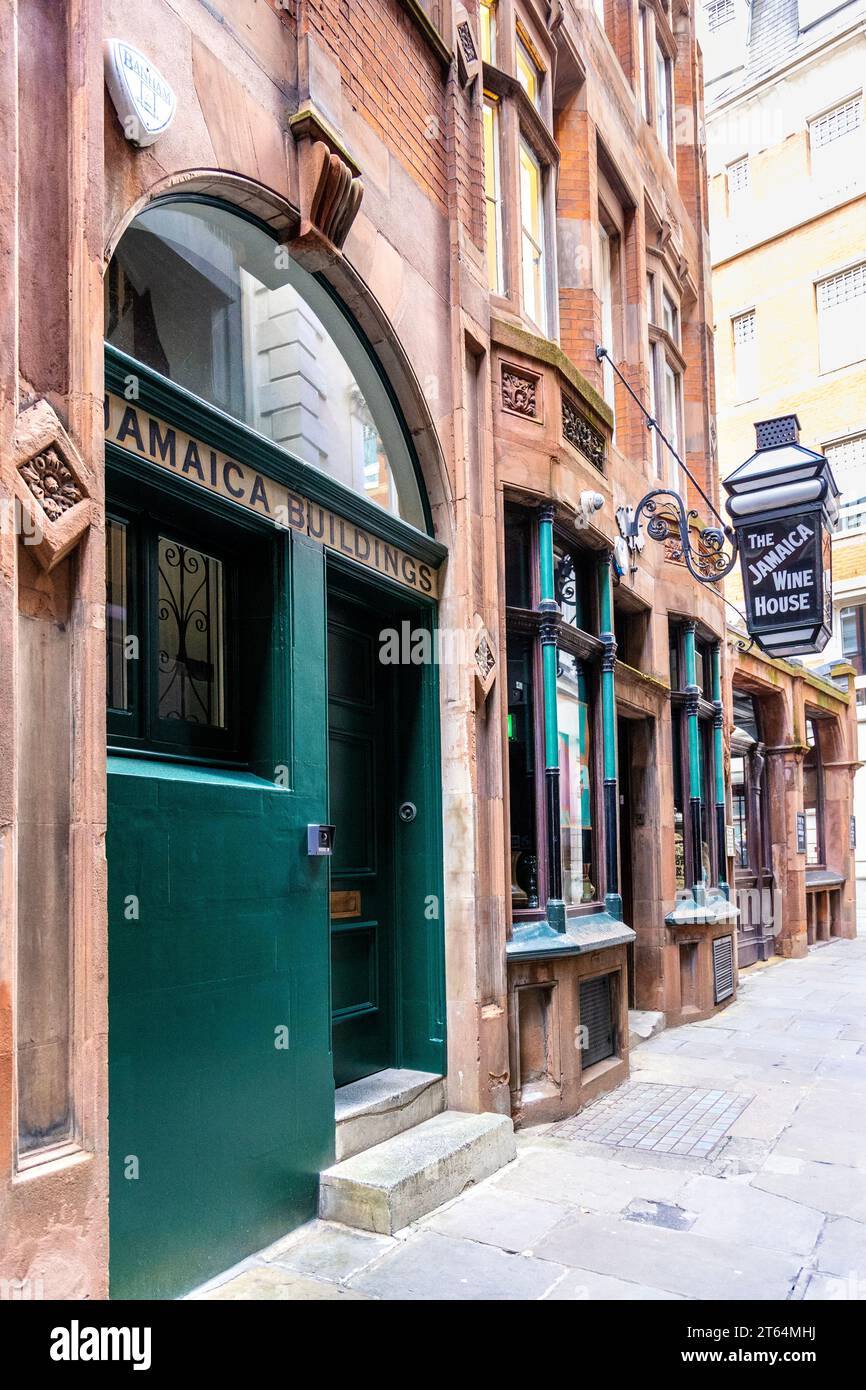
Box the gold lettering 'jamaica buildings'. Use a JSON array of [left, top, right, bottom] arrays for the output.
[[104, 394, 437, 595], [0, 0, 856, 1303]]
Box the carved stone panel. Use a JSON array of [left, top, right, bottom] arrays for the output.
[[561, 394, 605, 472], [501, 365, 540, 420], [11, 400, 93, 572]]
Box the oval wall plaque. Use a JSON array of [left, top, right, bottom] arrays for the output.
[[104, 39, 177, 148]]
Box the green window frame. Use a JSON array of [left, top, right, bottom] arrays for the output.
[[106, 469, 272, 765], [505, 503, 604, 917]]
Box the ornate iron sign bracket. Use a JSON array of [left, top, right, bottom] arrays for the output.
[[597, 345, 740, 587]]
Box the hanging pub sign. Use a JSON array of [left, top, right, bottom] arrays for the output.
[[724, 415, 839, 658]]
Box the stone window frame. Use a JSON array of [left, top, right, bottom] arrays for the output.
[[668, 622, 723, 891], [481, 0, 559, 342], [803, 714, 828, 869], [639, 0, 678, 166], [504, 501, 607, 924], [646, 258, 687, 491]]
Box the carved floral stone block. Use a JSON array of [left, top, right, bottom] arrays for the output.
[[474, 618, 497, 702], [561, 394, 605, 472], [11, 400, 93, 571], [501, 365, 540, 419]]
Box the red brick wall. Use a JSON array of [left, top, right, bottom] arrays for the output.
[[300, 0, 450, 215]]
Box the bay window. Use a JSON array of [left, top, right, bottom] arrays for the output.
[[483, 99, 505, 294], [655, 41, 673, 157], [515, 29, 543, 109], [647, 273, 685, 488], [505, 506, 603, 917], [479, 0, 497, 63], [669, 623, 721, 890], [803, 718, 825, 867], [519, 139, 547, 333], [481, 9, 556, 338]]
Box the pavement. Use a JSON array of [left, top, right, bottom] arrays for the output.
[[191, 909, 866, 1301]]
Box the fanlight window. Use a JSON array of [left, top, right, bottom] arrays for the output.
[[105, 199, 424, 527]]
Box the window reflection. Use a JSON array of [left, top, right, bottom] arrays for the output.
[[508, 635, 539, 909], [105, 201, 421, 526], [106, 518, 129, 712], [157, 537, 226, 728], [557, 652, 595, 903]]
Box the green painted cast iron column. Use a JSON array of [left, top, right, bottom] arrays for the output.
[[538, 505, 565, 931], [711, 640, 729, 897], [597, 554, 622, 921], [683, 620, 704, 895]]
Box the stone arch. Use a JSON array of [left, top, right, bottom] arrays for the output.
[[102, 169, 453, 546]]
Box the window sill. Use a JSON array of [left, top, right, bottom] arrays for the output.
[[15, 1140, 92, 1183], [507, 908, 635, 961], [666, 885, 738, 928]]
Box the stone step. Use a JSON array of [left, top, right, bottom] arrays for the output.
[[629, 1009, 666, 1049], [320, 1110, 516, 1235], [334, 1069, 446, 1162]]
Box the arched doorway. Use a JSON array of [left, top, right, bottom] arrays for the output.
[[104, 198, 446, 1298]]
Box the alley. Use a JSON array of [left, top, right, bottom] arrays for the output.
[[193, 932, 866, 1302]]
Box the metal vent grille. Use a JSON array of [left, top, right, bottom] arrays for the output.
[[810, 96, 862, 149], [755, 415, 800, 448], [713, 934, 735, 1004], [580, 974, 616, 1067]]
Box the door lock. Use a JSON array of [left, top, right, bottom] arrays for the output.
[[398, 802, 417, 824]]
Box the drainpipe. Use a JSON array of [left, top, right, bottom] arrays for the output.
[[711, 641, 729, 898], [538, 505, 565, 931], [597, 554, 622, 921], [683, 620, 704, 900]]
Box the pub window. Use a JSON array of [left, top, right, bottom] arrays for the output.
[[105, 480, 270, 763], [505, 506, 602, 914], [105, 199, 424, 528], [731, 752, 749, 869], [669, 623, 719, 888], [803, 717, 826, 867]]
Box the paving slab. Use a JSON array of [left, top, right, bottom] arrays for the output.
[[190, 1265, 372, 1300], [419, 1187, 568, 1252], [489, 1143, 693, 1213], [813, 1216, 866, 1276], [543, 1269, 683, 1300], [753, 1158, 866, 1222], [265, 1222, 396, 1281], [679, 1174, 824, 1255], [532, 1209, 802, 1300], [774, 1124, 866, 1171], [349, 1230, 566, 1301]]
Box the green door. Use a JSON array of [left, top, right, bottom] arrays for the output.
[[107, 478, 334, 1300], [328, 589, 395, 1087]]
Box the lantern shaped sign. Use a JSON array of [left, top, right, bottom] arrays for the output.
[[724, 416, 839, 658]]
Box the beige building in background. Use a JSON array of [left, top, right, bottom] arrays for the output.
[[703, 0, 866, 881]]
